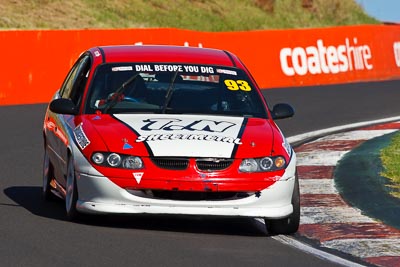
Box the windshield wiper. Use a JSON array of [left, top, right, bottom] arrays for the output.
[[103, 73, 139, 114], [161, 70, 179, 114]]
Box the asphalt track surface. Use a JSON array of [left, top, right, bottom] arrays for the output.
[[1, 79, 400, 267]]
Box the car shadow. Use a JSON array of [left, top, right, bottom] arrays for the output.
[[4, 186, 268, 237]]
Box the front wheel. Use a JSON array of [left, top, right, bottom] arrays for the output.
[[65, 156, 80, 221], [265, 175, 300, 235]]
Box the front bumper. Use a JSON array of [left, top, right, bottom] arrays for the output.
[[75, 154, 297, 219]]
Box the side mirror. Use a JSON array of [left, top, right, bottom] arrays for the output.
[[271, 103, 294, 120], [49, 98, 78, 115]]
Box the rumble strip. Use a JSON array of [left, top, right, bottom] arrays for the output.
[[294, 122, 400, 266]]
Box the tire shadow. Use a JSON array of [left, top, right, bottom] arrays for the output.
[[4, 186, 268, 237]]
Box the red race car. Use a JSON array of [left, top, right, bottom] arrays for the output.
[[43, 45, 298, 234]]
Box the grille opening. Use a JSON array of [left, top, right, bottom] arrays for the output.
[[196, 158, 233, 171], [151, 157, 189, 170], [151, 157, 234, 171]]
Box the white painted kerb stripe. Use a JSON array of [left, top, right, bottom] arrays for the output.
[[322, 238, 400, 258], [301, 207, 377, 224], [296, 151, 349, 166], [300, 179, 339, 194], [317, 130, 397, 141]]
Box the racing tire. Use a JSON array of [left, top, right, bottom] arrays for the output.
[[265, 175, 300, 235], [42, 148, 56, 201], [65, 156, 80, 221]]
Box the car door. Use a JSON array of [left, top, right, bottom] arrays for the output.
[[46, 54, 92, 187]]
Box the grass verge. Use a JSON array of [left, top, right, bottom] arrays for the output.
[[380, 132, 400, 198], [0, 0, 379, 30]]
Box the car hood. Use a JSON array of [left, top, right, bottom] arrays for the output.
[[86, 114, 276, 158]]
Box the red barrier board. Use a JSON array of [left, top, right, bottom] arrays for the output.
[[0, 25, 399, 105]]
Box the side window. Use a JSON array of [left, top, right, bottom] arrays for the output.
[[59, 55, 91, 106], [70, 57, 91, 106], [59, 60, 81, 98]]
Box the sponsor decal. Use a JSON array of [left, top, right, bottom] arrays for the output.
[[94, 51, 101, 57], [114, 114, 245, 158], [216, 69, 237, 76], [136, 118, 242, 144], [139, 118, 235, 132], [122, 138, 133, 150], [136, 133, 242, 144], [280, 38, 373, 76], [123, 143, 133, 150], [73, 123, 90, 150], [133, 172, 144, 184], [112, 66, 133, 72], [394, 42, 400, 68], [134, 64, 215, 74]]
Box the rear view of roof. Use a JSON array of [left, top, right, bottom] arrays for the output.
[[97, 45, 237, 66]]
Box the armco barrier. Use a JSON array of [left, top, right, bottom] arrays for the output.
[[0, 25, 400, 105]]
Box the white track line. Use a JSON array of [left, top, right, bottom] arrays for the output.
[[272, 235, 367, 267], [317, 130, 397, 141], [286, 116, 400, 144]]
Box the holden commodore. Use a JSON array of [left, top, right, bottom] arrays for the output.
[[43, 45, 298, 234]]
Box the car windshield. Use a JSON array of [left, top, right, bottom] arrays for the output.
[[85, 63, 268, 118]]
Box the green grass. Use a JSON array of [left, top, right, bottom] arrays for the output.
[[0, 0, 379, 31], [380, 132, 400, 198]]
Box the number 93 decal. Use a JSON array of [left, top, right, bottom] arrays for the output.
[[224, 79, 252, 91]]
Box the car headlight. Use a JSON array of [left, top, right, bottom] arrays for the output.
[[239, 158, 258, 172], [92, 152, 105, 164], [91, 152, 144, 169], [122, 156, 143, 169], [107, 153, 122, 167], [239, 156, 286, 172]]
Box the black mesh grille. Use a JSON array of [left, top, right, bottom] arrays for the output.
[[151, 158, 233, 171], [151, 158, 189, 170], [196, 159, 233, 171]]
